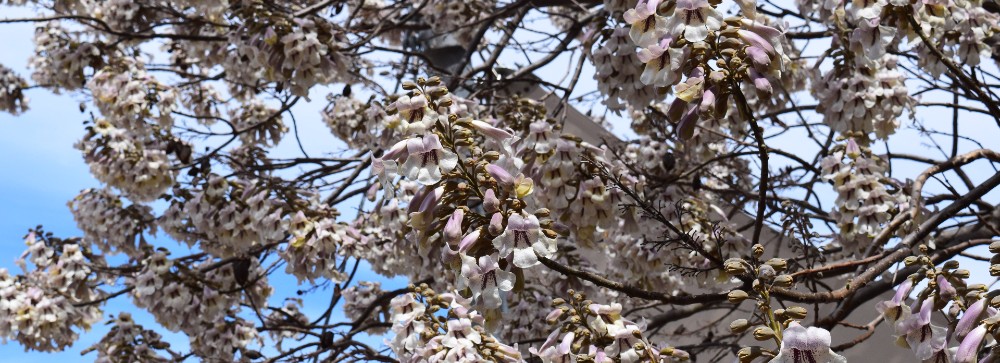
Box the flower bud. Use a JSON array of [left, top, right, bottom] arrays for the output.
[[785, 306, 808, 319], [469, 119, 513, 141], [488, 213, 504, 236], [944, 260, 960, 269], [773, 274, 794, 288], [725, 258, 749, 275], [990, 240, 1000, 253], [730, 319, 751, 333], [545, 308, 564, 324], [757, 265, 776, 282], [443, 209, 465, 243], [956, 325, 988, 363], [752, 327, 775, 341], [773, 309, 786, 320], [486, 164, 514, 187], [458, 229, 481, 253], [728, 289, 750, 304], [967, 283, 986, 291], [483, 189, 501, 213], [745, 46, 771, 71], [990, 264, 1000, 276], [955, 298, 986, 338], [764, 258, 787, 271], [845, 137, 861, 159], [904, 256, 919, 266], [937, 275, 957, 300], [752, 244, 764, 258], [738, 346, 764, 363], [428, 86, 449, 98]]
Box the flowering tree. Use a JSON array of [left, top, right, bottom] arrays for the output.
[[2, 0, 1000, 361]]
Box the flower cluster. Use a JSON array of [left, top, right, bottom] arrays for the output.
[[82, 313, 171, 363], [0, 65, 28, 114], [224, 10, 352, 97], [28, 22, 105, 91], [532, 291, 689, 362], [68, 188, 154, 258], [322, 94, 377, 149], [813, 55, 913, 139], [821, 138, 910, 251], [281, 212, 352, 284], [160, 175, 289, 257], [591, 26, 659, 111], [342, 281, 389, 334], [228, 98, 287, 147], [620, 0, 789, 139], [129, 252, 270, 361], [874, 257, 985, 362], [388, 285, 523, 362], [0, 233, 102, 352]]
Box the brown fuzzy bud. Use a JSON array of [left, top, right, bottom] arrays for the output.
[[728, 289, 750, 304], [764, 258, 787, 271], [730, 319, 751, 333], [752, 327, 775, 341], [785, 306, 808, 319], [773, 274, 794, 288]]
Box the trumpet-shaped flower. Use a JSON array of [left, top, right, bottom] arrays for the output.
[[623, 0, 667, 48], [770, 322, 847, 363], [458, 254, 515, 309], [896, 299, 947, 360], [492, 213, 556, 268], [876, 278, 913, 322], [402, 134, 458, 185], [665, 0, 722, 43]]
